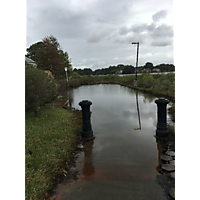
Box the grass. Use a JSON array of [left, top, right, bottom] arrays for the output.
[[25, 105, 82, 200]]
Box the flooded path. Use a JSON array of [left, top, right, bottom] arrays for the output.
[[50, 84, 174, 200]]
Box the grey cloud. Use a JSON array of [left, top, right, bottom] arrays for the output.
[[152, 10, 168, 22], [130, 23, 157, 33], [87, 26, 114, 43], [130, 23, 148, 33], [151, 24, 173, 39], [116, 22, 173, 45], [151, 38, 173, 47], [119, 26, 129, 35]]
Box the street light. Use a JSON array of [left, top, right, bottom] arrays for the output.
[[132, 42, 139, 81]]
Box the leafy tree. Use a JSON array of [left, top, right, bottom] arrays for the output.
[[26, 35, 73, 79], [122, 65, 135, 74], [83, 68, 93, 75], [155, 63, 175, 72], [144, 62, 154, 70], [60, 50, 73, 77], [26, 42, 43, 62], [36, 35, 64, 78]]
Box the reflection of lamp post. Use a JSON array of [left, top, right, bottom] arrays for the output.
[[132, 42, 139, 86], [83, 141, 95, 177], [134, 91, 141, 130]]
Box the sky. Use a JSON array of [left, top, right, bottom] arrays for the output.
[[26, 0, 174, 70]]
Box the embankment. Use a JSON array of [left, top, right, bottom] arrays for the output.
[[68, 73, 175, 120]]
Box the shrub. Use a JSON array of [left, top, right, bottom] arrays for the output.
[[25, 63, 57, 112], [138, 73, 154, 88]]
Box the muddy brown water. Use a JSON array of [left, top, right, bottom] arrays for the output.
[[49, 84, 175, 200]]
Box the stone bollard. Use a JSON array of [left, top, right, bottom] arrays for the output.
[[79, 100, 95, 140], [155, 98, 169, 139]]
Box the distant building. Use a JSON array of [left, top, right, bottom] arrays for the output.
[[152, 68, 161, 72], [25, 56, 37, 67], [116, 70, 123, 74]]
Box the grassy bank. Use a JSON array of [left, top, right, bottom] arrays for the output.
[[25, 105, 82, 200], [68, 73, 175, 120], [69, 73, 175, 100]]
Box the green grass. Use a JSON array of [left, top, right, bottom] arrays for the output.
[[25, 105, 82, 200]]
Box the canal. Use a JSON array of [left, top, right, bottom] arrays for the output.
[[50, 84, 175, 200]]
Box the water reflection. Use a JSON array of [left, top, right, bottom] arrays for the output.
[[156, 139, 165, 173], [83, 141, 95, 177], [135, 91, 141, 130]]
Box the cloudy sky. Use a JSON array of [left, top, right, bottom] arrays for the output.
[[26, 0, 174, 70]]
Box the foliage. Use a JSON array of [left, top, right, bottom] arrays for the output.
[[60, 50, 73, 77], [36, 35, 64, 78], [144, 62, 153, 70], [26, 35, 72, 79], [138, 73, 154, 88], [154, 63, 175, 72], [26, 41, 43, 62], [69, 73, 175, 101], [25, 62, 57, 112], [73, 63, 174, 75]]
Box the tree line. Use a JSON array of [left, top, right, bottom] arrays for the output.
[[73, 62, 175, 76]]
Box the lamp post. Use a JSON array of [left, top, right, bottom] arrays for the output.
[[65, 67, 69, 86], [132, 42, 139, 86]]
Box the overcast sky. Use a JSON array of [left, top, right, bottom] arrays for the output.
[[26, 0, 174, 70]]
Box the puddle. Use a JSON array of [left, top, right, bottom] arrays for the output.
[[49, 84, 175, 200]]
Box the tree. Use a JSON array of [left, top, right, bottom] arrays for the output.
[[60, 50, 73, 77], [122, 65, 135, 74], [26, 42, 43, 62], [83, 68, 93, 75], [36, 35, 64, 78], [144, 62, 154, 70]]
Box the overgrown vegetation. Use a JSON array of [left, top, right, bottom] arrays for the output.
[[25, 62, 57, 113], [25, 105, 82, 200], [68, 73, 175, 100]]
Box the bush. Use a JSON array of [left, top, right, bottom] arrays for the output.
[[138, 73, 154, 88], [25, 63, 57, 112]]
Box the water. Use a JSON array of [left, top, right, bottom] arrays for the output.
[[50, 84, 174, 200]]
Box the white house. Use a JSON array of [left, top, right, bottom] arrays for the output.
[[152, 68, 161, 72], [116, 70, 123, 74], [25, 56, 37, 67]]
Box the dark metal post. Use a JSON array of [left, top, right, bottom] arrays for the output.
[[135, 42, 139, 80], [155, 98, 169, 138], [79, 100, 94, 140]]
